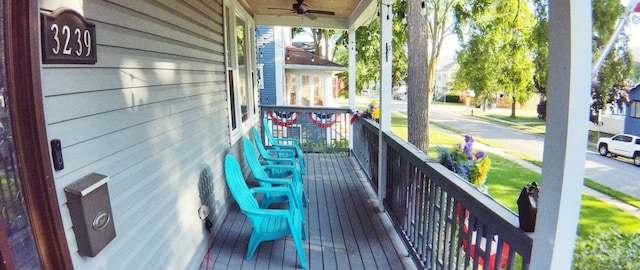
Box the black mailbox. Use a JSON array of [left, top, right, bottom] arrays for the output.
[[517, 182, 539, 232], [65, 173, 116, 257]]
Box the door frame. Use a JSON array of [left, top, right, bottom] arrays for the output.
[[3, 1, 72, 268]]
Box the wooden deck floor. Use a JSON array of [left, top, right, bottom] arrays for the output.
[[204, 154, 416, 270]]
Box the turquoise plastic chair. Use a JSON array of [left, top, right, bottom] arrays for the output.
[[262, 118, 306, 174], [243, 137, 307, 213], [251, 127, 303, 176], [224, 155, 307, 268]]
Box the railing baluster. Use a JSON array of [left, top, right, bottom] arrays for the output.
[[350, 117, 533, 269]]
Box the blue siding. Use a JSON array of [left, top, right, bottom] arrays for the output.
[[257, 26, 277, 105], [625, 86, 640, 136]]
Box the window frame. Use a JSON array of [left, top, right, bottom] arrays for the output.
[[224, 1, 258, 143], [630, 100, 640, 119]]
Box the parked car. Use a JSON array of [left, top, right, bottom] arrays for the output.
[[393, 85, 407, 100], [597, 133, 640, 166]]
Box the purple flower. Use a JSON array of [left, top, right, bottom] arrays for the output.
[[464, 135, 474, 143], [463, 143, 473, 160], [476, 150, 486, 159]]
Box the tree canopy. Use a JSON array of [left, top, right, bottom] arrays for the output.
[[453, 0, 535, 118]]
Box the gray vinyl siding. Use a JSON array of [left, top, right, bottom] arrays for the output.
[[257, 26, 277, 105], [39, 0, 234, 269]]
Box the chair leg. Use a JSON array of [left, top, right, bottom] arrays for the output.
[[297, 150, 306, 175], [246, 232, 261, 260], [292, 227, 307, 268]]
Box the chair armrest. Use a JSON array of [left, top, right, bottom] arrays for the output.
[[266, 149, 296, 158], [263, 164, 300, 174], [243, 208, 291, 218], [251, 187, 298, 210], [254, 177, 295, 186], [262, 155, 295, 165]]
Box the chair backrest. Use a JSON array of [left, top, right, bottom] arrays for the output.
[[251, 127, 269, 157], [224, 155, 259, 211], [242, 137, 270, 181], [262, 118, 277, 145]]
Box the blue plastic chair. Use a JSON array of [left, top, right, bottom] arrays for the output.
[[243, 137, 307, 213], [262, 118, 306, 174], [224, 155, 307, 268], [251, 127, 303, 176]]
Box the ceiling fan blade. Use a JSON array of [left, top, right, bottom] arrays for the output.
[[277, 10, 296, 17], [304, 12, 317, 20], [306, 10, 335, 16], [268, 7, 293, 11]]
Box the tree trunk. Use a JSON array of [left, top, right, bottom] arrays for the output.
[[407, 0, 429, 153], [323, 29, 330, 60], [511, 94, 517, 118]]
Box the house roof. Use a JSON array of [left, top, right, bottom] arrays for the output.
[[285, 45, 346, 72]]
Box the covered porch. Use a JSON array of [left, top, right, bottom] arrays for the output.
[[205, 153, 412, 269], [204, 107, 533, 269]]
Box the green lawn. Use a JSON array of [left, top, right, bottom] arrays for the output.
[[390, 116, 640, 235]]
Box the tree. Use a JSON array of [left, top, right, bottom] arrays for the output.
[[407, 0, 457, 153], [531, 0, 634, 121], [531, 0, 549, 120], [332, 1, 408, 95], [291, 28, 338, 60], [453, 0, 535, 118]]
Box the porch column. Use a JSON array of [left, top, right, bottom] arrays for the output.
[[377, 0, 393, 211], [348, 29, 356, 110], [532, 0, 591, 269], [348, 28, 356, 151]]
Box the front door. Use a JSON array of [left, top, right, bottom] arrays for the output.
[[0, 1, 72, 268]]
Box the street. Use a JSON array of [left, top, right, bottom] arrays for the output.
[[345, 96, 640, 199], [428, 105, 640, 199]]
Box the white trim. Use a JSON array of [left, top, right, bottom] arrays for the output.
[[532, 0, 592, 269], [224, 0, 258, 144]]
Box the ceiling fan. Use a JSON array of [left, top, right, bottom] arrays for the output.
[[269, 0, 336, 20]]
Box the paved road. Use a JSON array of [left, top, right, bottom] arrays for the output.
[[343, 96, 640, 199], [428, 105, 640, 199]]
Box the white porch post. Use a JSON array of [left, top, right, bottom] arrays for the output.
[[348, 28, 356, 151], [348, 29, 357, 110], [532, 0, 591, 269], [377, 0, 393, 211]]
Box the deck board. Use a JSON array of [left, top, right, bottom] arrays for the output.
[[205, 154, 416, 269]]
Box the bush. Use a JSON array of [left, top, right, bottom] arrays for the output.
[[573, 227, 640, 270], [444, 94, 460, 103]]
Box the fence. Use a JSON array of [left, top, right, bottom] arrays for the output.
[[352, 117, 533, 270]]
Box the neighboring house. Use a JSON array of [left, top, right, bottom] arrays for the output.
[[434, 57, 457, 98], [258, 27, 346, 107], [625, 84, 640, 136]]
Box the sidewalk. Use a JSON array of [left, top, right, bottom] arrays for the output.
[[432, 112, 640, 219]]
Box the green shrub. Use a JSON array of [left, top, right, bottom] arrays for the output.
[[444, 94, 460, 103], [573, 226, 640, 269]]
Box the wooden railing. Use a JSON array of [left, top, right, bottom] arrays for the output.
[[352, 117, 533, 270], [260, 105, 351, 153]]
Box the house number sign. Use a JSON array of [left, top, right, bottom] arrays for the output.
[[41, 8, 97, 64]]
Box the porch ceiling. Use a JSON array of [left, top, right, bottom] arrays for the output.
[[244, 0, 377, 29]]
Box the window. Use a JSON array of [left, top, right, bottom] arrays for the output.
[[630, 101, 640, 119], [285, 73, 327, 107], [285, 74, 296, 105], [224, 1, 257, 140]]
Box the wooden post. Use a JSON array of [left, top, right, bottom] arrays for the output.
[[377, 0, 393, 211], [532, 0, 591, 269]]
